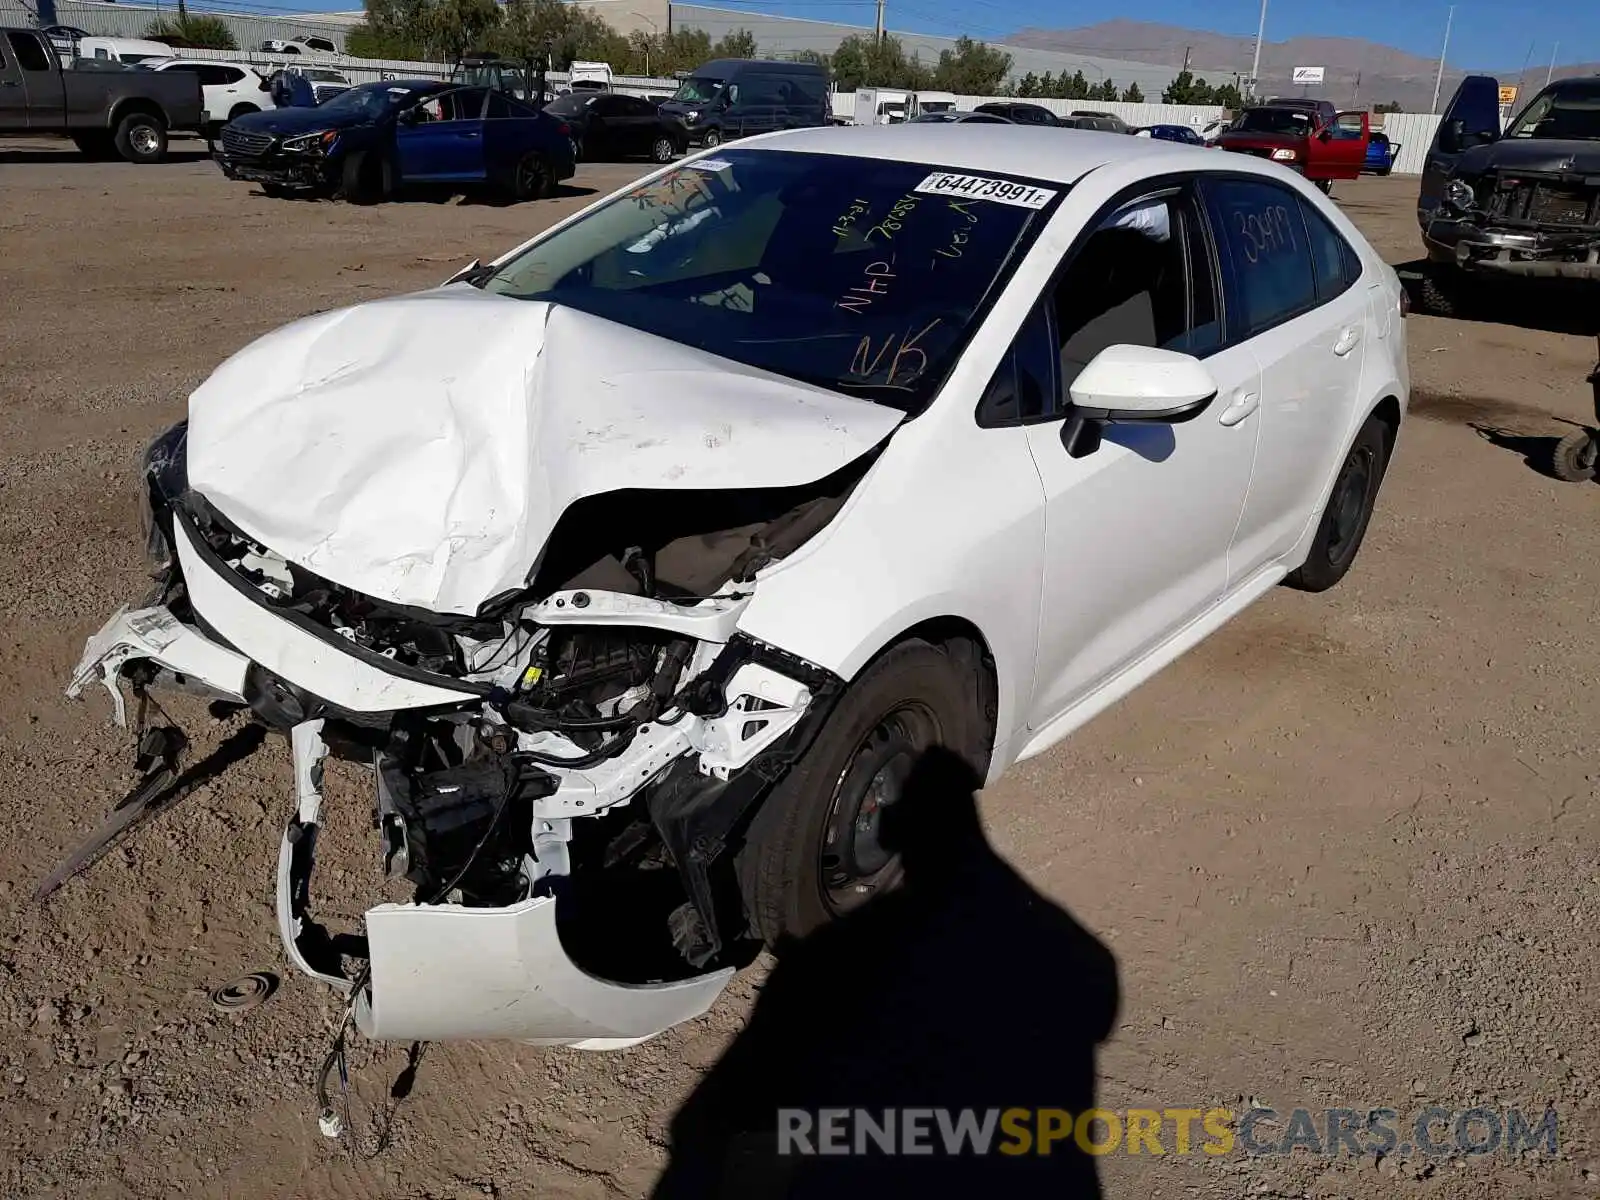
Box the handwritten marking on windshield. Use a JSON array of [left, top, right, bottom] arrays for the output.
[[846, 317, 942, 389], [935, 200, 980, 261], [836, 259, 896, 314], [867, 193, 921, 242], [1233, 204, 1296, 265], [832, 198, 872, 239]]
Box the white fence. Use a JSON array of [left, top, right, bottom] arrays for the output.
[[1379, 112, 1443, 176], [827, 92, 1227, 130]]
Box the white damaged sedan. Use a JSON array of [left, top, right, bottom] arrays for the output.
[[58, 126, 1408, 1047]]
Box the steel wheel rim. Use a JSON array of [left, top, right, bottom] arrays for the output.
[[818, 701, 941, 914], [1327, 445, 1373, 563], [131, 125, 160, 155]]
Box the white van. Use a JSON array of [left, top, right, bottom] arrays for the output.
[[568, 61, 614, 92], [76, 37, 174, 65]]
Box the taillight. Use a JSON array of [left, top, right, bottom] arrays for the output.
[[557, 122, 570, 137]]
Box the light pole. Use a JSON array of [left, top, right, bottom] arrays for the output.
[[630, 10, 659, 76], [1430, 4, 1455, 114], [1546, 42, 1560, 87], [1248, 0, 1268, 101]]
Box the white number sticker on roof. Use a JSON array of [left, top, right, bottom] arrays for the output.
[[687, 158, 733, 172], [913, 172, 1057, 209]]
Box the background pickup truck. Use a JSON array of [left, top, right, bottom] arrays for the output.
[[0, 27, 206, 162]]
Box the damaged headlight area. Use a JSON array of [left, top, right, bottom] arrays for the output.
[[60, 421, 869, 1045]]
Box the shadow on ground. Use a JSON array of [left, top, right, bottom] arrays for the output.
[[1395, 259, 1600, 338], [0, 148, 214, 166], [653, 747, 1120, 1200]]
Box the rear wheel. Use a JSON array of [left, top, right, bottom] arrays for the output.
[[511, 151, 553, 202], [113, 110, 167, 163], [649, 133, 677, 164], [1285, 415, 1389, 592], [1315, 178, 1334, 195], [738, 639, 990, 946], [1550, 429, 1599, 482]]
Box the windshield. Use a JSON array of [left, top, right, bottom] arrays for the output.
[[480, 150, 1061, 411], [302, 69, 345, 82], [1234, 108, 1314, 136], [318, 83, 428, 119], [670, 76, 725, 104], [119, 52, 162, 64], [545, 92, 593, 115], [920, 101, 955, 113], [1508, 83, 1600, 140]]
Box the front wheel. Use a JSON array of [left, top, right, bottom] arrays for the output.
[[700, 128, 723, 149], [113, 111, 167, 163], [339, 150, 389, 204], [511, 151, 553, 202], [737, 639, 991, 946], [1550, 429, 1599, 482], [1285, 415, 1390, 592]]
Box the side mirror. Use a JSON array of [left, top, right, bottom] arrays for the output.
[[1060, 345, 1218, 459]]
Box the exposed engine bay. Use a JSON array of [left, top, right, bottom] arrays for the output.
[[1426, 170, 1600, 278], [54, 419, 873, 1046]]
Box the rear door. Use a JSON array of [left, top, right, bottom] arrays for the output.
[[1201, 175, 1369, 574], [4, 31, 64, 129], [1420, 75, 1502, 223], [396, 87, 489, 181]]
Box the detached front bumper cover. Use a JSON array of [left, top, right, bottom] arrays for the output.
[[1425, 213, 1600, 280]]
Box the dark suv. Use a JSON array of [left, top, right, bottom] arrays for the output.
[[973, 101, 1060, 126]]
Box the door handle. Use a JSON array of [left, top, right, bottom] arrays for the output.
[[1333, 327, 1361, 356], [1218, 391, 1260, 427]]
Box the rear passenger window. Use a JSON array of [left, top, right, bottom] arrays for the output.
[[1300, 200, 1362, 302], [1204, 177, 1317, 336]]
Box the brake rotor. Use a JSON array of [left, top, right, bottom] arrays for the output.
[[209, 971, 279, 1014]]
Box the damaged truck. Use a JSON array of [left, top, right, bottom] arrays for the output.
[[51, 131, 1406, 1050], [1419, 73, 1600, 309]]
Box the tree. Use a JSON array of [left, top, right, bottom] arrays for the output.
[[930, 35, 1011, 95], [1374, 100, 1404, 114], [1162, 69, 1201, 104], [1016, 71, 1039, 98], [711, 29, 757, 59], [1064, 70, 1090, 100], [1212, 82, 1243, 110], [1121, 81, 1144, 104], [1092, 78, 1119, 102], [144, 14, 238, 49], [829, 33, 929, 91]]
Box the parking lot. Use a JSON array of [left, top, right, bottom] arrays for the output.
[[2, 138, 1598, 1199]]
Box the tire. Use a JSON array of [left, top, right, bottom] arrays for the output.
[[1315, 178, 1334, 195], [510, 151, 553, 202], [701, 128, 723, 149], [649, 133, 677, 164], [339, 150, 388, 205], [738, 638, 991, 946], [1550, 429, 1599, 482], [1417, 271, 1462, 317], [112, 110, 167, 163], [1285, 415, 1390, 593], [227, 103, 259, 123]]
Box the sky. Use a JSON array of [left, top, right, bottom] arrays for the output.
[[263, 0, 1597, 68]]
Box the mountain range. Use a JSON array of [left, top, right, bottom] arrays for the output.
[[1004, 19, 1598, 111]]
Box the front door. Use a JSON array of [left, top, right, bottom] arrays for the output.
[[3, 31, 64, 130], [1419, 75, 1502, 225], [1020, 183, 1262, 731], [396, 87, 488, 181], [1200, 176, 1369, 573], [1305, 111, 1370, 181]]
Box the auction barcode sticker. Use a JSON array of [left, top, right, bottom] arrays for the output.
[[914, 172, 1057, 209]]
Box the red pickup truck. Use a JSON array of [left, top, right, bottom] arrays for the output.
[[1215, 104, 1371, 192]]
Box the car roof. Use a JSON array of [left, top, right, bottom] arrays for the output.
[[744, 124, 1211, 185]]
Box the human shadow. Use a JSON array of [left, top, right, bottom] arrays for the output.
[[1471, 425, 1574, 480], [653, 747, 1120, 1200]]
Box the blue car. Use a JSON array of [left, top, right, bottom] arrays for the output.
[[1363, 130, 1400, 175], [1139, 123, 1206, 145], [215, 79, 577, 203]]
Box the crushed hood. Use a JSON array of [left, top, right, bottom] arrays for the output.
[[1457, 138, 1600, 177], [186, 289, 902, 615]]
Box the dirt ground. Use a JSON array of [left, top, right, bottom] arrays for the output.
[[2, 137, 1598, 1200]]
